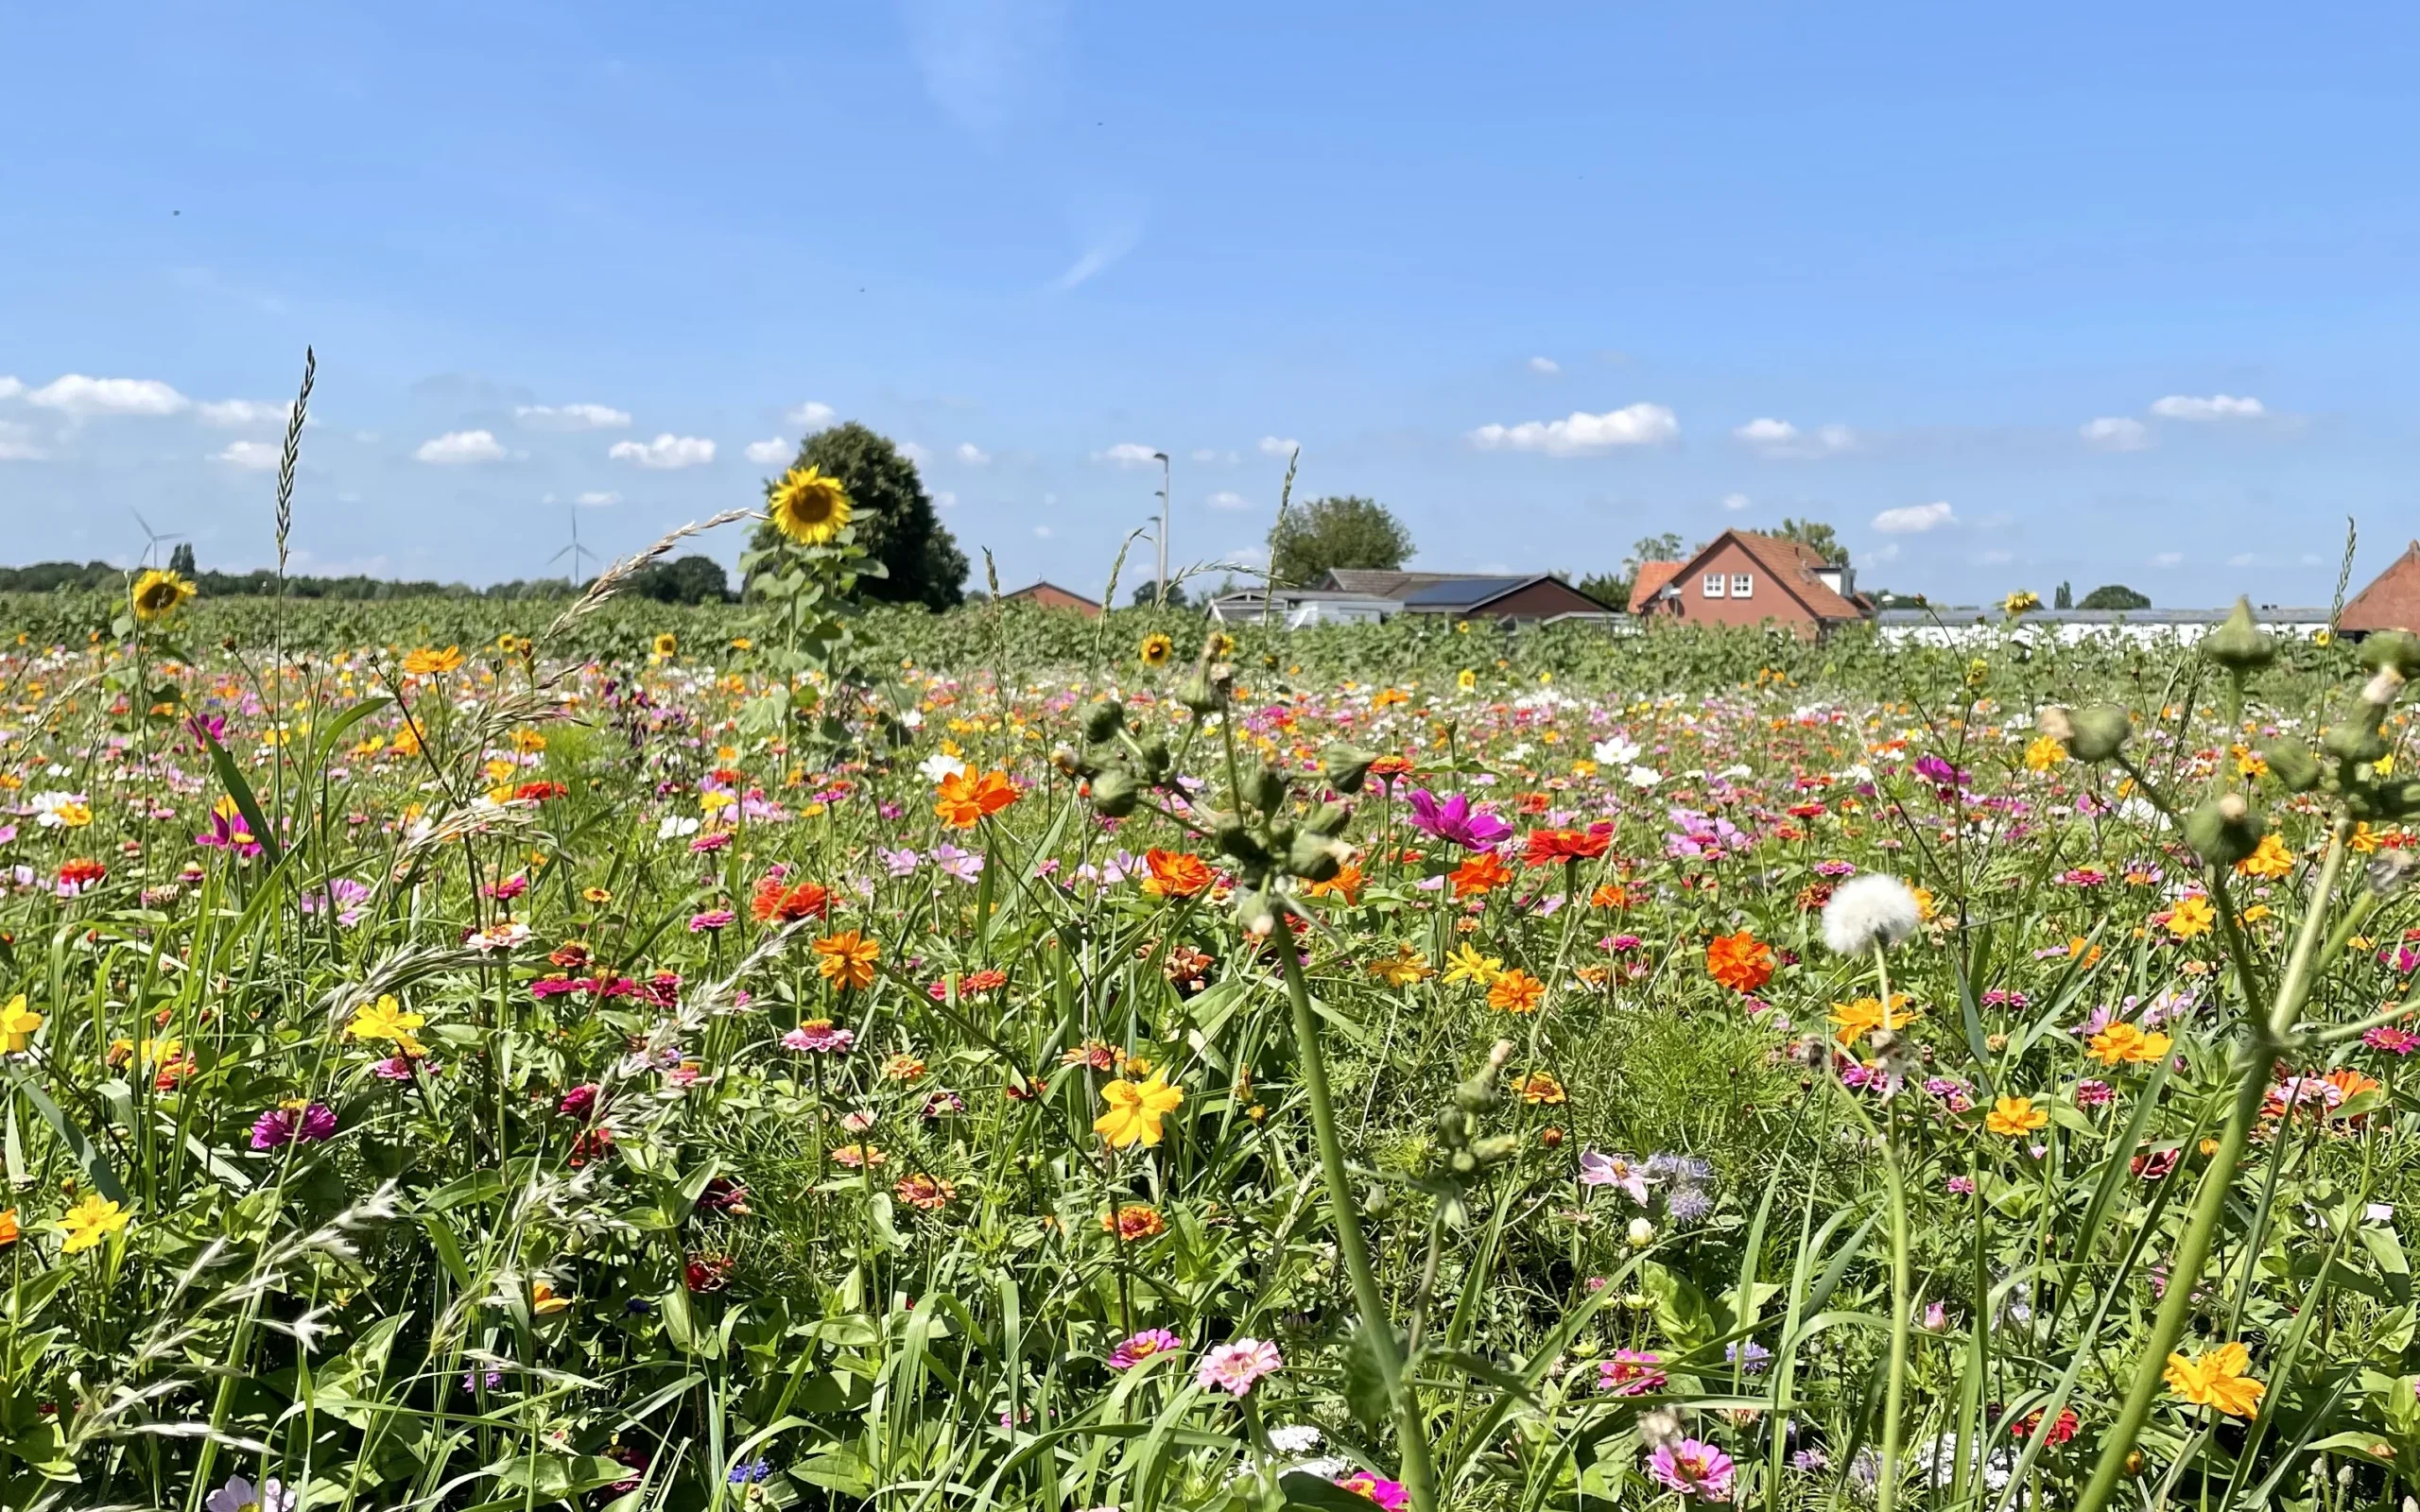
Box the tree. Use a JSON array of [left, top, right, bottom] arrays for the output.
[[1773, 518, 1847, 566], [1266, 495, 1413, 587], [1131, 581, 1189, 608], [1582, 533, 1688, 612], [2054, 581, 2074, 610], [1573, 572, 1629, 609], [167, 542, 197, 576], [2078, 583, 2151, 610], [745, 421, 968, 610], [630, 554, 732, 606]]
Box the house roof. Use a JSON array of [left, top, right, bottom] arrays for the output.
[[1322, 569, 1485, 597], [1628, 561, 1683, 614], [2342, 541, 2420, 634], [1678, 531, 1870, 622], [1001, 580, 1100, 610]]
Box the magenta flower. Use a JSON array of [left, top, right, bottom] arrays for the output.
[[783, 1021, 856, 1054], [1194, 1338, 1282, 1397], [1404, 789, 1512, 850], [2364, 1025, 2420, 1056], [251, 1103, 337, 1149], [688, 908, 736, 933], [1106, 1328, 1184, 1370], [557, 1084, 601, 1121], [195, 807, 263, 858], [1598, 1349, 1666, 1396], [1646, 1438, 1736, 1503], [1334, 1471, 1409, 1509]]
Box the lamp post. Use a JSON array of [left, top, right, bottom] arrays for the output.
[[1151, 451, 1171, 604]]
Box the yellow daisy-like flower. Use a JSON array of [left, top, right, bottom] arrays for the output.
[[651, 631, 678, 659], [768, 464, 854, 545], [2235, 833, 2293, 880], [1093, 1073, 1184, 1149], [1139, 633, 1174, 667], [2022, 735, 2066, 772], [2164, 1341, 2264, 1418], [1368, 945, 1435, 987], [60, 1194, 130, 1254], [0, 994, 42, 1054], [130, 569, 197, 622], [2002, 590, 2041, 615], [346, 995, 426, 1057], [1985, 1095, 2048, 1138], [1442, 942, 1503, 987], [2167, 895, 2217, 939]]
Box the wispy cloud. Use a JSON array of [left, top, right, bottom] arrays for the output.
[[27, 375, 189, 418], [2080, 416, 2152, 452], [1050, 223, 1141, 291], [516, 403, 631, 431], [1733, 417, 1857, 458], [899, 0, 1067, 142], [786, 401, 836, 430], [744, 438, 790, 464], [213, 439, 283, 471], [1872, 501, 1954, 534], [1093, 441, 1160, 467], [2150, 394, 2264, 421]]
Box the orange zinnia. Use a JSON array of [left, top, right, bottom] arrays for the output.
[[1590, 882, 1634, 909], [1522, 826, 1613, 867], [813, 930, 882, 991], [1304, 863, 1364, 904], [752, 875, 831, 923], [1705, 930, 1773, 993], [1140, 849, 1215, 899], [1102, 1202, 1167, 1241], [936, 769, 1019, 828], [1487, 969, 1547, 1013], [1450, 850, 1514, 898]]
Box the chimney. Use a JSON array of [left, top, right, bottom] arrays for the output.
[[1815, 563, 1854, 599]]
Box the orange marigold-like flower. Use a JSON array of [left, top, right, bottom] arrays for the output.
[[1102, 1202, 1167, 1241], [1487, 968, 1547, 1014], [1304, 863, 1364, 903], [752, 876, 831, 923], [1704, 930, 1773, 993], [402, 645, 465, 677], [813, 930, 881, 991], [936, 769, 1019, 828], [1451, 850, 1514, 898], [1522, 826, 1613, 868], [1140, 849, 1215, 899]]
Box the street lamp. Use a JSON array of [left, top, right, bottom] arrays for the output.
[[1150, 451, 1171, 604]]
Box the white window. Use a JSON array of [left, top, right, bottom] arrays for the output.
[[1702, 572, 1726, 598], [1731, 573, 1754, 598]]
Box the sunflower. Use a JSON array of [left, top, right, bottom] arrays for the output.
[[768, 464, 854, 545], [130, 569, 197, 622], [1139, 633, 1174, 667], [651, 631, 678, 659]]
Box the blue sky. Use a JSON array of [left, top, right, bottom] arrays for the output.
[[4, 2, 2416, 606]]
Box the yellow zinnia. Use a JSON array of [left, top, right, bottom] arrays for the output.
[[1985, 1095, 2048, 1138], [1094, 1073, 1184, 1149], [60, 1194, 130, 1254], [769, 464, 854, 545], [2164, 1341, 2264, 1418], [130, 568, 197, 622]]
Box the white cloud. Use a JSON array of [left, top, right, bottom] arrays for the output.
[[1033, 524, 1055, 538], [744, 438, 791, 464], [933, 490, 958, 508], [27, 374, 189, 417], [1257, 436, 1300, 457], [1051, 224, 1141, 291], [0, 422, 44, 461], [1206, 490, 1252, 510], [196, 398, 292, 428], [1190, 447, 1231, 464], [2227, 552, 2259, 567], [1720, 491, 1750, 511], [0, 376, 22, 400], [2081, 416, 2152, 452], [1975, 549, 2014, 565], [1527, 356, 1561, 374], [213, 439, 283, 471], [1467, 403, 1679, 456], [1094, 441, 1161, 467], [1869, 541, 1901, 563], [609, 434, 716, 470], [415, 429, 508, 464], [899, 441, 933, 466], [786, 401, 836, 429], [2150, 394, 2264, 421], [1872, 501, 1955, 534], [576, 490, 621, 507], [2152, 551, 2185, 567], [515, 403, 631, 431], [1733, 417, 1857, 457], [955, 441, 991, 465]]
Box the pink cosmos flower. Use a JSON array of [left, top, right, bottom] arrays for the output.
[[1404, 789, 1513, 850], [1646, 1438, 1736, 1503], [1194, 1338, 1282, 1397], [1578, 1149, 1651, 1204], [1106, 1328, 1183, 1370]]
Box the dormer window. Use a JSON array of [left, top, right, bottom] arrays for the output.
[[1731, 573, 1754, 598], [1702, 573, 1726, 598]]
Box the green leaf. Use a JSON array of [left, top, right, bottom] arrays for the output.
[[199, 724, 284, 867], [1342, 1319, 1397, 1429]]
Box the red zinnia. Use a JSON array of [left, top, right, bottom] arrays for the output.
[[752, 875, 831, 923]]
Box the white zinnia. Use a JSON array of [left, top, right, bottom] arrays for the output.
[[1822, 872, 1922, 955], [1593, 735, 1641, 766], [1626, 765, 1663, 789]]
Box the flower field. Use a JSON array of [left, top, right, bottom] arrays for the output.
[[8, 564, 2420, 1512]]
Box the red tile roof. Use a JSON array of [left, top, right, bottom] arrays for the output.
[[1720, 532, 1868, 622], [2342, 541, 2420, 634], [1628, 560, 1683, 614]]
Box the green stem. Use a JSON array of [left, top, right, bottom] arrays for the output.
[[1872, 940, 1911, 1512], [1273, 910, 1438, 1512]]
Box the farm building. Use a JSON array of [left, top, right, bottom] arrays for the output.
[[1630, 530, 1871, 635], [2342, 541, 2420, 636], [998, 581, 1101, 617], [1204, 571, 1615, 628]]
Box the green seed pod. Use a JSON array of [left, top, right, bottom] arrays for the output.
[[1232, 885, 1278, 936], [1305, 800, 1352, 837], [1286, 831, 1345, 884], [1435, 1106, 1472, 1146], [1248, 765, 1291, 814], [2064, 703, 2133, 763], [1469, 1134, 1523, 1167], [2371, 780, 2420, 819], [1080, 698, 1126, 742], [2324, 715, 2390, 765], [1449, 1148, 1479, 1176], [2185, 793, 2262, 867], [1135, 738, 1172, 782], [1175, 673, 1221, 714], [1320, 741, 1378, 795], [1088, 767, 1140, 818], [1362, 1185, 1392, 1218], [1211, 813, 1268, 868], [2203, 596, 2275, 675], [2259, 738, 2321, 793], [1050, 744, 1096, 779], [2359, 629, 2420, 677]]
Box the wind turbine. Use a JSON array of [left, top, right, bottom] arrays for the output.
[[130, 509, 189, 571], [548, 508, 600, 587]]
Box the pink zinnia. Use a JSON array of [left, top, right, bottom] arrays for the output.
[[783, 1021, 856, 1055], [558, 1084, 601, 1121], [1194, 1338, 1282, 1397], [1646, 1438, 1737, 1503], [689, 909, 736, 933], [2365, 1025, 2420, 1056], [1334, 1471, 1409, 1509], [1106, 1328, 1184, 1370], [1598, 1349, 1666, 1396], [251, 1102, 337, 1149]]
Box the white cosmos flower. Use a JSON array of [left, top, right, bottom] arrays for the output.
[[1822, 873, 1922, 955], [1593, 736, 1641, 765], [658, 815, 700, 839], [1626, 765, 1663, 789], [919, 752, 967, 783]]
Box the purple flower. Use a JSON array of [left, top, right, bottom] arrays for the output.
[[1106, 1328, 1184, 1370], [1404, 789, 1513, 850], [878, 847, 920, 878], [688, 909, 736, 933], [196, 806, 264, 858], [251, 1102, 337, 1149], [1646, 1438, 1736, 1502], [1578, 1149, 1651, 1204], [934, 844, 985, 884], [1911, 754, 1969, 788], [301, 877, 371, 927]]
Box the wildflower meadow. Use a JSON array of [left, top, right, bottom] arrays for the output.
[[9, 478, 2420, 1512]]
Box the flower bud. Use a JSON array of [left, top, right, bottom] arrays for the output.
[[1211, 813, 1266, 868], [2203, 596, 2275, 674], [2362, 666, 2408, 710], [2034, 706, 2074, 745], [1232, 886, 1278, 936], [1286, 832, 1347, 884], [2368, 850, 2420, 898], [1135, 738, 1173, 782], [1626, 1217, 1657, 1249], [2063, 703, 2133, 763], [1248, 765, 1291, 814], [2360, 629, 2420, 677], [2259, 738, 2321, 793], [1320, 742, 1378, 795], [1176, 673, 1221, 714], [1050, 744, 1092, 779], [1088, 768, 1140, 818], [2185, 792, 2262, 867], [2324, 714, 2391, 765], [1080, 698, 1126, 742], [1305, 801, 1352, 837], [1469, 1134, 1522, 1165]]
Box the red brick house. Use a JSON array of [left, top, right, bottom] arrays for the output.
[[2342, 541, 2420, 635], [1627, 561, 1683, 615], [1000, 581, 1101, 617], [1634, 530, 1871, 635]]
